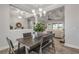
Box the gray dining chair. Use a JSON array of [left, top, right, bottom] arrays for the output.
[[47, 31, 55, 37], [6, 37, 26, 54], [39, 34, 55, 54], [32, 34, 56, 54], [23, 32, 32, 38]]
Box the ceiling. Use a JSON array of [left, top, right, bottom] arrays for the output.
[[11, 4, 53, 13], [10, 5, 32, 18], [10, 4, 64, 19]]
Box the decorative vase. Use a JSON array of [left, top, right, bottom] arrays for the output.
[[35, 32, 43, 37]]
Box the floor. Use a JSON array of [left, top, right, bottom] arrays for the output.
[[54, 38, 79, 54], [0, 38, 79, 54]]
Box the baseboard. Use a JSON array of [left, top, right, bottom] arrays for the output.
[[0, 43, 17, 51], [0, 46, 8, 51], [65, 43, 79, 49]]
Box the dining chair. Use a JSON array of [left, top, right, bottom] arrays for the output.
[[47, 31, 55, 37], [32, 34, 56, 54], [23, 32, 32, 38], [47, 31, 53, 34], [6, 37, 26, 54], [39, 34, 55, 54]]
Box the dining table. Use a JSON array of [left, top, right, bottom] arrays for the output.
[[16, 33, 49, 54]]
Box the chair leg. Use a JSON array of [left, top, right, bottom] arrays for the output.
[[9, 48, 10, 54], [53, 46, 56, 53], [52, 44, 56, 54], [18, 42, 20, 50], [39, 48, 42, 54], [8, 48, 12, 54], [25, 46, 28, 54]]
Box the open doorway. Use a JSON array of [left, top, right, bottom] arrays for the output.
[[47, 6, 65, 45], [52, 23, 65, 43]]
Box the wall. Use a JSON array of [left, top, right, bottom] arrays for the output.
[[27, 17, 35, 29], [10, 15, 28, 29], [0, 5, 33, 50], [0, 5, 10, 50], [65, 5, 79, 49], [8, 29, 33, 46]]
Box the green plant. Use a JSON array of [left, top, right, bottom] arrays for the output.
[[33, 22, 46, 32]]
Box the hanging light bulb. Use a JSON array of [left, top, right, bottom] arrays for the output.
[[32, 9, 35, 13], [43, 10, 46, 16], [18, 16, 22, 19], [32, 9, 36, 16], [39, 8, 42, 12], [39, 8, 42, 17]]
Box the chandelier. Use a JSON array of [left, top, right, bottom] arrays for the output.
[[32, 8, 46, 24]]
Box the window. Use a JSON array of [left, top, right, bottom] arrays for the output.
[[53, 24, 63, 30], [47, 24, 53, 29], [53, 24, 58, 29], [47, 23, 64, 30]]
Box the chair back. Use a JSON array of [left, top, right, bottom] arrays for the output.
[[39, 34, 53, 53], [6, 37, 15, 53], [23, 32, 32, 38], [41, 34, 53, 46], [6, 37, 26, 54], [6, 37, 14, 49], [47, 31, 53, 35]]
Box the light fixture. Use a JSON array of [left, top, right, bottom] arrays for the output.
[[43, 11, 46, 16], [32, 9, 35, 13], [32, 9, 36, 16], [20, 11, 24, 14], [32, 8, 46, 24], [39, 8, 42, 12], [18, 16, 22, 19], [32, 8, 46, 17]]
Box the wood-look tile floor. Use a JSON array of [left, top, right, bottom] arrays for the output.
[[0, 38, 79, 54], [54, 38, 79, 54]]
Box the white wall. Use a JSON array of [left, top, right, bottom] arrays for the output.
[[65, 5, 79, 49], [10, 16, 28, 29], [8, 29, 33, 46], [0, 5, 33, 50], [0, 5, 10, 50]]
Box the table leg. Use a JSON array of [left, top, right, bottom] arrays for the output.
[[18, 42, 20, 50], [25, 46, 29, 54]]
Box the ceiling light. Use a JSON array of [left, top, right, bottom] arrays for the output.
[[39, 8, 42, 12], [32, 9, 35, 13], [20, 11, 24, 14], [18, 16, 22, 19], [43, 11, 46, 15], [32, 9, 36, 16]]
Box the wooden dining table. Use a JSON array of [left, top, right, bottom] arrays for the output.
[[16, 34, 49, 54]]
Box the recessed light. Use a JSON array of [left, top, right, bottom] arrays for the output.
[[39, 8, 42, 12], [18, 16, 22, 19], [43, 11, 46, 15], [32, 9, 35, 13]]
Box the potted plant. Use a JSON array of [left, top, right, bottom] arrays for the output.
[[33, 22, 46, 37]]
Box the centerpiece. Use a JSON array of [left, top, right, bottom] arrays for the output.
[[33, 22, 46, 37]]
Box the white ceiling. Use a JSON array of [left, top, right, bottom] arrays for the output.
[[10, 4, 64, 19], [11, 4, 53, 13]]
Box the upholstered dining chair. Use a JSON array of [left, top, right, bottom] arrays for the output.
[[6, 37, 26, 54]]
